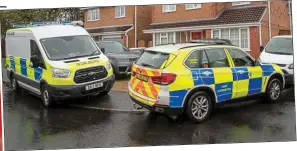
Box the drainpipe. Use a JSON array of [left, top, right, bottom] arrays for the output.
[[125, 33, 129, 47], [134, 6, 137, 48], [288, 0, 292, 34], [268, 1, 272, 39]]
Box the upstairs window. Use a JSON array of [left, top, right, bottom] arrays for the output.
[[87, 8, 100, 21], [185, 4, 201, 10], [232, 2, 251, 6], [162, 4, 176, 13], [115, 6, 126, 18]]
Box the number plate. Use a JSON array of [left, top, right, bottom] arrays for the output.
[[136, 73, 149, 82], [85, 82, 103, 90]]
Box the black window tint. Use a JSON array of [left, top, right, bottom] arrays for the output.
[[227, 48, 254, 67], [30, 40, 45, 68], [204, 48, 230, 68], [185, 50, 200, 68]]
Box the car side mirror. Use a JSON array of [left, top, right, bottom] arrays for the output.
[[101, 48, 105, 54], [30, 55, 39, 68], [260, 46, 264, 52]]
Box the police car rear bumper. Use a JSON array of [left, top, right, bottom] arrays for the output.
[[49, 75, 115, 100], [130, 96, 184, 115]]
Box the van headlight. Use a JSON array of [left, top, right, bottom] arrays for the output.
[[51, 68, 71, 78], [289, 63, 294, 69], [106, 61, 112, 70]]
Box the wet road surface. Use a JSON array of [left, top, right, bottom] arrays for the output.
[[2, 85, 296, 150]]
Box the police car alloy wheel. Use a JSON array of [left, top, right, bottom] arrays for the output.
[[186, 91, 213, 123], [266, 78, 282, 102]]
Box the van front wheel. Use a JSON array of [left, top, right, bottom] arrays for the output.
[[41, 84, 54, 108]]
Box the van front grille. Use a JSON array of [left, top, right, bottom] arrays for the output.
[[74, 66, 108, 84]]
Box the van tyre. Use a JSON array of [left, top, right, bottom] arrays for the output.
[[265, 78, 282, 102], [186, 91, 213, 123], [41, 84, 54, 108], [11, 74, 20, 92]]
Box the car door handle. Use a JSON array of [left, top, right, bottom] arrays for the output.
[[236, 70, 245, 74]]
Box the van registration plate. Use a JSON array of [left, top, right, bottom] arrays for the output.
[[85, 82, 103, 90]]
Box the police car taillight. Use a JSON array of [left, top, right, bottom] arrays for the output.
[[152, 73, 176, 85]]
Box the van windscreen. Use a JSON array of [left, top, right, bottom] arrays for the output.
[[40, 35, 100, 60], [265, 37, 293, 55]]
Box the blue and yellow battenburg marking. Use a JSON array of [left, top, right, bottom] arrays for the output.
[[166, 64, 281, 108], [7, 56, 43, 81]]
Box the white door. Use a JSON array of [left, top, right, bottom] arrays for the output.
[[102, 35, 122, 43]]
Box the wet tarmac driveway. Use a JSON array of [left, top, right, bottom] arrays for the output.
[[2, 85, 296, 150]]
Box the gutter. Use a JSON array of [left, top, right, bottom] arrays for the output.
[[143, 22, 261, 34]]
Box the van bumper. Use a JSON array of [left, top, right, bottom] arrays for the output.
[[49, 75, 115, 100], [284, 74, 294, 85]]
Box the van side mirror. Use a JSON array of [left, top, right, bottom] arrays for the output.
[[101, 48, 105, 54], [30, 55, 39, 68], [260, 46, 264, 52]]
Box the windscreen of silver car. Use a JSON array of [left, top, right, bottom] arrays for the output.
[[40, 35, 100, 60], [96, 41, 129, 53], [265, 38, 293, 55]]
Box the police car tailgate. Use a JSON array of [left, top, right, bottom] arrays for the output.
[[130, 50, 177, 101]]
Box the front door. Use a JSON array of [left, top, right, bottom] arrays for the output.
[[191, 31, 203, 40], [226, 47, 263, 98]]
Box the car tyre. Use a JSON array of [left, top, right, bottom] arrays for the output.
[[41, 84, 54, 108], [10, 74, 20, 93], [265, 78, 282, 102], [186, 91, 213, 123]]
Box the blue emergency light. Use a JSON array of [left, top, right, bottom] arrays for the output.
[[12, 20, 83, 28]]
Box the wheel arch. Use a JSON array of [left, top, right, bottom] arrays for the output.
[[265, 72, 285, 91], [182, 85, 217, 109]]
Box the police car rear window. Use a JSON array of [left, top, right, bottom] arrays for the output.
[[135, 51, 170, 69]]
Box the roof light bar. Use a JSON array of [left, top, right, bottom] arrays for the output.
[[12, 20, 84, 28]]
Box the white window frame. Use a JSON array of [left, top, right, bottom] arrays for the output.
[[87, 8, 100, 21], [185, 4, 202, 10], [211, 28, 250, 51], [153, 32, 179, 46], [115, 6, 126, 18], [162, 4, 176, 13], [232, 2, 251, 6]]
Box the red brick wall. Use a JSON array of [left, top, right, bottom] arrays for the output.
[[261, 1, 290, 47], [84, 6, 134, 28], [136, 5, 152, 47], [250, 26, 260, 59], [152, 3, 217, 23]]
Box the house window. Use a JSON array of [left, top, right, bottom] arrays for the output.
[[87, 8, 100, 21], [154, 32, 181, 46], [162, 4, 176, 13], [212, 28, 249, 50], [115, 6, 126, 18], [185, 4, 201, 10], [232, 2, 251, 6]]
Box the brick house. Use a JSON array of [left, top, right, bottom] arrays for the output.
[[143, 1, 291, 59], [82, 5, 152, 48]]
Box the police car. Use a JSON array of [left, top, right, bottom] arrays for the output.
[[5, 21, 115, 107], [128, 39, 285, 123]]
